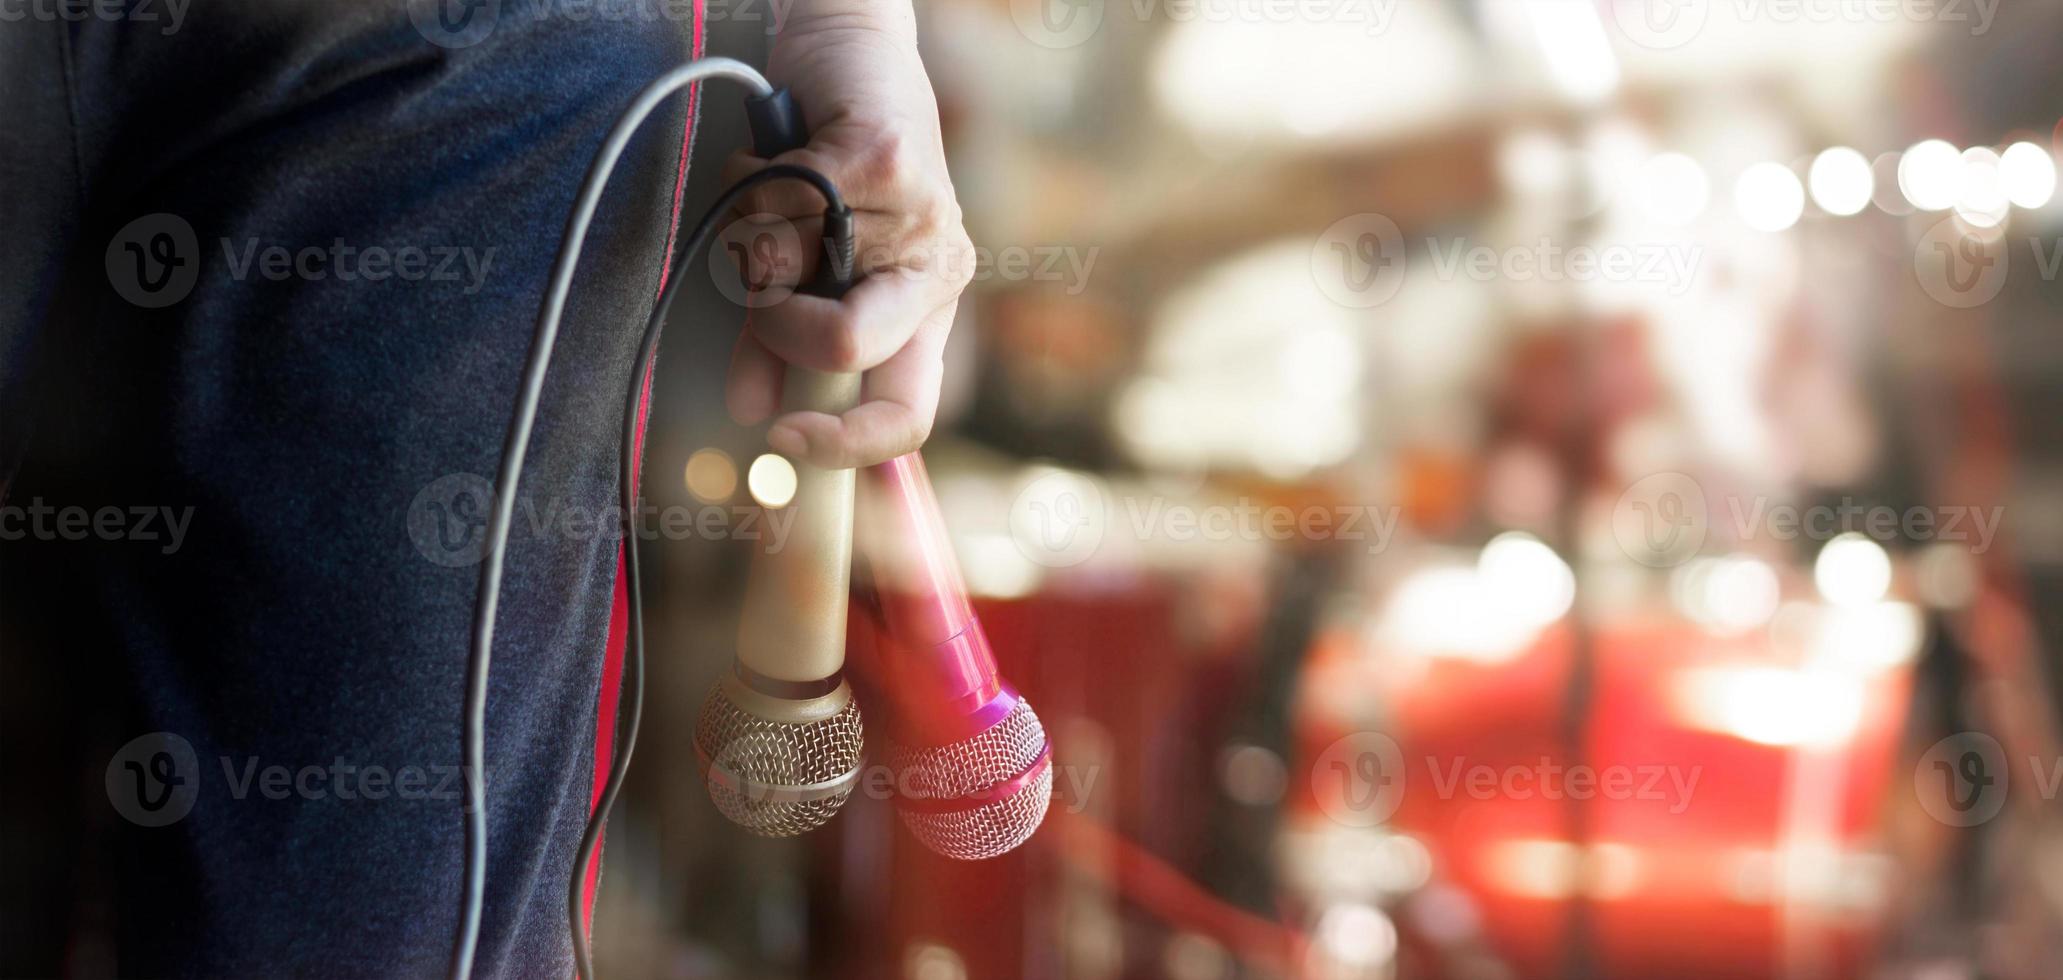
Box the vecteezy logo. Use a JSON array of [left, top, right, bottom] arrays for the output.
[[729, 237, 782, 291], [1010, 0, 1103, 49], [1008, 468, 1106, 568], [106, 732, 199, 827], [710, 214, 802, 310], [1032, 493, 1084, 550], [1312, 213, 1406, 309], [1936, 754, 1992, 809], [1915, 731, 2008, 827], [1606, 0, 1709, 50], [1311, 732, 1405, 827], [1639, 493, 1688, 550], [408, 473, 495, 567], [106, 213, 199, 309], [409, 0, 500, 48], [1611, 471, 1707, 567], [1914, 217, 2008, 309]]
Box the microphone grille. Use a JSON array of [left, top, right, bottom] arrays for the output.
[[695, 683, 864, 838], [889, 699, 1052, 860]]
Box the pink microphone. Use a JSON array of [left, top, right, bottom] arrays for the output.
[[854, 453, 1052, 860]]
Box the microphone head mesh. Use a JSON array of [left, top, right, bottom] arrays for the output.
[[888, 699, 1051, 860], [695, 682, 864, 838]]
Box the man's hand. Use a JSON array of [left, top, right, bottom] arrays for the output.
[[723, 0, 973, 469]]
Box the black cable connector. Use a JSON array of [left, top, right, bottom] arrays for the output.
[[746, 85, 857, 299], [744, 86, 808, 160], [811, 203, 857, 298]]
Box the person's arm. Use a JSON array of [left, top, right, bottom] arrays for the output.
[[722, 0, 974, 469]]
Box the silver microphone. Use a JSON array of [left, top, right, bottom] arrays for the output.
[[695, 366, 864, 836]]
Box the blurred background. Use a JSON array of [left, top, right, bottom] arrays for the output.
[[612, 1, 2063, 977]]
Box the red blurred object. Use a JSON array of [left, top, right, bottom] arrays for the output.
[[1287, 611, 1916, 980]]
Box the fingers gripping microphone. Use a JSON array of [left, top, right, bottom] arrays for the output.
[[858, 454, 1053, 859]]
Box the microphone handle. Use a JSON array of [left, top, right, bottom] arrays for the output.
[[855, 453, 1010, 745], [736, 367, 861, 686], [734, 88, 862, 685]]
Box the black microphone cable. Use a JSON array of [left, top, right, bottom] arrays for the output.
[[453, 55, 850, 980], [570, 161, 845, 980]]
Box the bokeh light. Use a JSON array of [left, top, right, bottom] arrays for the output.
[[1814, 533, 1892, 606], [746, 453, 797, 509], [2000, 140, 2058, 208], [683, 448, 737, 504], [1954, 146, 2010, 228], [1734, 162, 1804, 231], [1807, 147, 1874, 216], [1898, 139, 1964, 211]]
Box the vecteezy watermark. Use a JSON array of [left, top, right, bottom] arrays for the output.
[[1720, 497, 2005, 553], [0, 0, 190, 33], [712, 214, 806, 310], [1914, 732, 2010, 827], [1312, 213, 1407, 309], [0, 499, 195, 554], [1423, 238, 1703, 295], [1610, 471, 2005, 567], [106, 213, 498, 307], [1911, 731, 2063, 828], [1011, 0, 1396, 48], [219, 238, 496, 295], [1908, 220, 2063, 309], [963, 243, 1100, 295], [1311, 213, 1704, 309], [1311, 731, 1407, 826], [711, 213, 1098, 309], [1605, 0, 1712, 48], [1914, 216, 2008, 308], [1311, 732, 1703, 828], [1421, 757, 1701, 814], [220, 757, 473, 804], [1007, 472, 1403, 568], [1613, 472, 1709, 568], [698, 0, 812, 35], [1112, 497, 1401, 554], [851, 759, 1099, 813], [1008, 469, 1108, 568], [405, 472, 797, 568], [106, 732, 200, 827], [407, 0, 500, 47], [409, 0, 809, 46], [107, 213, 200, 309], [107, 731, 481, 825], [1604, 0, 2001, 51]]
